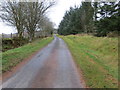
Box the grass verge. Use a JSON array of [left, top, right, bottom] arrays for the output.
[[60, 35, 118, 88], [2, 37, 53, 73]]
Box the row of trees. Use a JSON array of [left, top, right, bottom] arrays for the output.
[[58, 1, 119, 36], [0, 0, 55, 41], [95, 2, 120, 36]]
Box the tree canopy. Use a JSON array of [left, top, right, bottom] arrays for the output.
[[58, 1, 119, 37], [0, 0, 55, 41]]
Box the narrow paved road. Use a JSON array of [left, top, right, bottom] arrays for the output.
[[2, 36, 83, 88]]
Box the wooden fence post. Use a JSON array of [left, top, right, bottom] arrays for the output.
[[11, 33, 12, 39], [2, 33, 4, 39]]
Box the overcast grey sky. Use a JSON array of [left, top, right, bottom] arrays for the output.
[[48, 0, 81, 28], [0, 0, 81, 34]]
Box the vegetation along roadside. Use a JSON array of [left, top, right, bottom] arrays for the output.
[[60, 35, 118, 88], [2, 37, 53, 73]]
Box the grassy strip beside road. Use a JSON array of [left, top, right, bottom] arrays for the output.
[[60, 35, 118, 88], [2, 37, 53, 73]]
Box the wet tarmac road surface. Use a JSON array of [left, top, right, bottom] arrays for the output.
[[2, 35, 84, 88]]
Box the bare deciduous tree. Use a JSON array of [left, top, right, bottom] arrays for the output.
[[0, 0, 55, 41], [0, 2, 25, 38], [38, 16, 54, 37], [23, 1, 55, 41]]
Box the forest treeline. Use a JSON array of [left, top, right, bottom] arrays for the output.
[[58, 1, 120, 37], [0, 0, 55, 41]]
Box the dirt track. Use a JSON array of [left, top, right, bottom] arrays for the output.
[[2, 35, 84, 88]]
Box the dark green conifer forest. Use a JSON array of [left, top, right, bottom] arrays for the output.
[[58, 1, 120, 37]]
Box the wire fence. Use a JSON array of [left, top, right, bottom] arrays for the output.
[[2, 33, 18, 39], [2, 31, 52, 39]]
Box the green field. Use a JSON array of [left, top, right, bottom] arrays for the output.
[[60, 35, 118, 88], [2, 37, 53, 73]]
